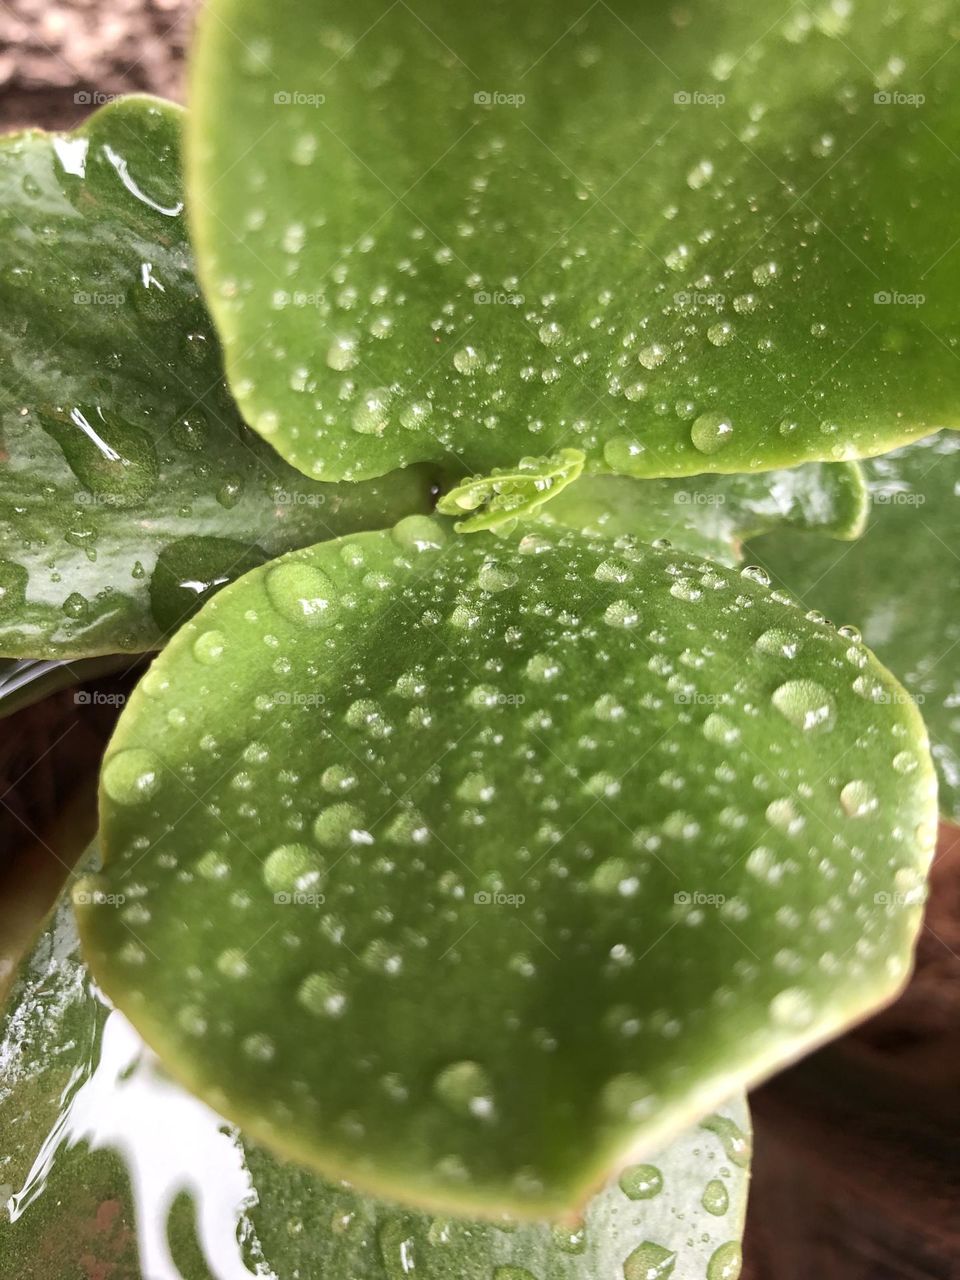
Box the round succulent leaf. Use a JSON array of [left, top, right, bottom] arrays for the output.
[[0, 96, 435, 660], [545, 460, 867, 567], [80, 522, 936, 1217], [188, 0, 960, 484], [4, 878, 749, 1280], [748, 431, 960, 820]]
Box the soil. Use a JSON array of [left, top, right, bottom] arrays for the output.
[[0, 0, 197, 133]]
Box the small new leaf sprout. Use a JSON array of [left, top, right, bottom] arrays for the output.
[[437, 448, 585, 533]]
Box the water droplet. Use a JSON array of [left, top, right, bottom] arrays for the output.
[[770, 987, 814, 1030], [352, 388, 392, 435], [326, 334, 359, 371], [604, 599, 640, 628], [687, 158, 714, 189], [102, 748, 161, 805], [298, 972, 348, 1018], [839, 779, 878, 817], [601, 1073, 655, 1121], [453, 346, 482, 374], [192, 628, 227, 665], [703, 712, 740, 745], [623, 1242, 677, 1280], [391, 516, 447, 555], [707, 1241, 742, 1280], [433, 1061, 495, 1120], [638, 343, 668, 370], [313, 803, 369, 847], [263, 844, 322, 893], [752, 261, 779, 286], [700, 1114, 751, 1167], [552, 1223, 587, 1254], [619, 1164, 663, 1199], [40, 404, 159, 508], [525, 652, 561, 682], [771, 680, 835, 731], [265, 561, 337, 626], [150, 537, 266, 632], [478, 562, 519, 592], [755, 628, 799, 659], [691, 411, 734, 454], [702, 1179, 729, 1215], [707, 321, 734, 347]]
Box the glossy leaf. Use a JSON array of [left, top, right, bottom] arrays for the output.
[[437, 448, 585, 534], [545, 460, 867, 567], [189, 0, 960, 484], [749, 431, 960, 820], [80, 522, 936, 1218], [0, 96, 434, 660], [3, 879, 750, 1279]]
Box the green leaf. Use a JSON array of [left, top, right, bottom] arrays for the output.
[[545, 460, 867, 567], [188, 0, 960, 484], [437, 448, 585, 533], [79, 521, 935, 1218], [0, 96, 435, 660], [3, 877, 749, 1279], [748, 431, 960, 820]]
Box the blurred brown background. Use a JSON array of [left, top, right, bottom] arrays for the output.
[[1, 2, 958, 1276]]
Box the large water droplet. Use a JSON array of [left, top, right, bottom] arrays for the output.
[[433, 1060, 495, 1120], [102, 748, 162, 805], [623, 1242, 677, 1280], [265, 561, 337, 626], [771, 680, 835, 731], [690, 411, 734, 454], [619, 1164, 663, 1200]]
